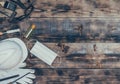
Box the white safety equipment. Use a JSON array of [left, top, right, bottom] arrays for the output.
[[0, 68, 35, 84], [0, 38, 28, 70], [30, 41, 58, 65]]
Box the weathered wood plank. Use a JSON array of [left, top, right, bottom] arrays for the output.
[[20, 17, 120, 42], [31, 0, 120, 17], [33, 68, 120, 84], [1, 0, 120, 18], [1, 0, 120, 17], [25, 43, 120, 69]]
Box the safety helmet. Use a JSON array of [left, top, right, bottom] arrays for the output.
[[0, 38, 28, 70]]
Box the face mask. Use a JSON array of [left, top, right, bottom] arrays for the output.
[[30, 41, 58, 65]]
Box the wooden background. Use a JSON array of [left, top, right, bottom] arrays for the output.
[[26, 0, 120, 84], [2, 0, 120, 84]]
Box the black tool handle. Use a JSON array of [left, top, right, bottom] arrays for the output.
[[0, 74, 19, 82]]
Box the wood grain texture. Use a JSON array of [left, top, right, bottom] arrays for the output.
[[22, 17, 120, 42], [1, 0, 120, 84], [21, 0, 120, 84], [31, 0, 120, 17], [33, 68, 120, 84]]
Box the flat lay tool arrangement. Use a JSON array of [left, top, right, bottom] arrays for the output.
[[0, 0, 58, 84], [1, 0, 120, 84]]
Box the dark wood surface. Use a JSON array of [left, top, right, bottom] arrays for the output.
[[1, 0, 120, 84]]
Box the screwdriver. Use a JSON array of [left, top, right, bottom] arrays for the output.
[[24, 24, 36, 39], [0, 29, 20, 36], [0, 74, 19, 82]]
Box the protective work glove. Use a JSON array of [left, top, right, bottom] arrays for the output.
[[0, 68, 35, 84]]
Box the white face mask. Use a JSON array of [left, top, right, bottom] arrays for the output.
[[30, 41, 58, 65]]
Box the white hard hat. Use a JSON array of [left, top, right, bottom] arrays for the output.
[[0, 38, 28, 70]]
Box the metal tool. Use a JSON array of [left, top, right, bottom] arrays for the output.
[[0, 0, 35, 23], [0, 74, 19, 82], [0, 29, 20, 35], [9, 72, 30, 84], [4, 29, 20, 34], [24, 24, 36, 39]]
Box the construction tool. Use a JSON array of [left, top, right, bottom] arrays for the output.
[[9, 72, 30, 84], [0, 29, 20, 35], [24, 24, 36, 39], [0, 0, 35, 23], [0, 74, 19, 82]]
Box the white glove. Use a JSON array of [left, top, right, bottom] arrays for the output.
[[0, 68, 35, 84], [12, 62, 27, 70], [0, 62, 27, 76]]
